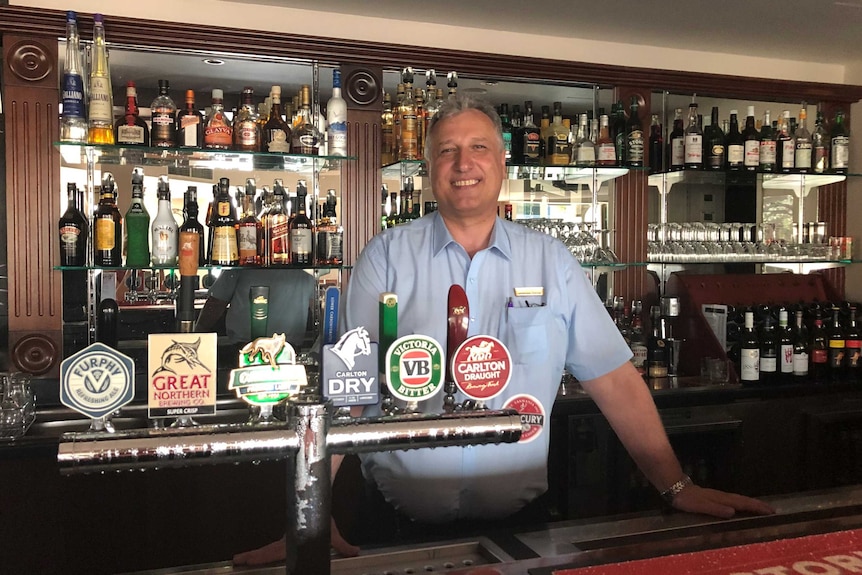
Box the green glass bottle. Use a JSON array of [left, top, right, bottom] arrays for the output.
[[124, 167, 150, 267]]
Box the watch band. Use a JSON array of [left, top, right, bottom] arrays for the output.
[[660, 474, 693, 504]]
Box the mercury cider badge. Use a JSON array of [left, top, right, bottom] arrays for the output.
[[148, 333, 217, 418], [228, 332, 307, 406], [503, 394, 545, 444], [385, 334, 444, 402], [452, 335, 512, 402], [60, 342, 135, 420], [323, 327, 379, 407]]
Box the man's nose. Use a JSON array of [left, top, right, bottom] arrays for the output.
[[455, 149, 474, 170]]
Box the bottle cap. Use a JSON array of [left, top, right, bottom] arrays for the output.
[[67, 11, 77, 22], [94, 13, 104, 24], [747, 105, 755, 117], [212, 89, 224, 100]]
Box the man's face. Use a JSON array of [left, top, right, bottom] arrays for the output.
[[427, 109, 506, 221]]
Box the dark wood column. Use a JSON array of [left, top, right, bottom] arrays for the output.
[[3, 33, 62, 375]]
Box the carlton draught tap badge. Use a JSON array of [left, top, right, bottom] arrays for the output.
[[385, 334, 444, 402], [452, 335, 512, 402], [228, 333, 307, 406], [148, 333, 217, 418], [61, 342, 135, 420], [323, 327, 379, 407]]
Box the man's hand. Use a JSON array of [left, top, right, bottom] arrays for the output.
[[232, 520, 359, 567], [672, 484, 775, 519]]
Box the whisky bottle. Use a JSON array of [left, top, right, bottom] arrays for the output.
[[521, 101, 542, 165], [794, 107, 812, 173], [668, 108, 684, 171], [316, 189, 342, 266], [392, 83, 404, 160], [238, 179, 261, 266], [742, 106, 760, 171], [60, 11, 88, 143], [94, 173, 122, 267], [257, 186, 274, 266], [150, 80, 177, 148], [59, 182, 89, 266], [124, 168, 151, 268], [626, 97, 644, 167], [115, 81, 149, 146], [381, 93, 395, 166], [269, 180, 290, 265], [812, 110, 830, 174], [831, 110, 849, 174], [704, 106, 726, 171], [510, 103, 523, 164], [327, 69, 348, 157], [176, 90, 204, 149], [499, 104, 513, 164], [291, 85, 321, 155], [684, 103, 703, 169], [87, 14, 114, 145], [777, 110, 795, 173], [179, 186, 205, 266], [447, 71, 458, 99], [397, 69, 419, 161], [233, 86, 260, 152], [203, 89, 233, 150], [290, 181, 314, 265], [151, 175, 178, 266], [209, 177, 239, 266], [726, 111, 744, 170], [547, 102, 570, 166]]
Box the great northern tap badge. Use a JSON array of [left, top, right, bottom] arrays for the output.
[[148, 333, 217, 417], [228, 333, 307, 405]]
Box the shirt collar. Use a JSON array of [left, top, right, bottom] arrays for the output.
[[431, 212, 512, 261]]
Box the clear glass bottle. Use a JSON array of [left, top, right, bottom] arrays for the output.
[[397, 69, 418, 161], [58, 182, 89, 266], [151, 176, 178, 266], [684, 103, 703, 169], [233, 86, 260, 152], [740, 310, 760, 385], [60, 11, 88, 143], [87, 13, 114, 145], [115, 81, 149, 146], [150, 79, 177, 147], [176, 90, 204, 149], [291, 85, 321, 155], [574, 113, 595, 167], [548, 101, 570, 166], [289, 180, 314, 265], [124, 168, 151, 268], [778, 309, 794, 383], [203, 89, 233, 150], [327, 69, 348, 157], [793, 309, 810, 380]]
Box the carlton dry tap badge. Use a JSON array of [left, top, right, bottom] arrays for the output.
[[148, 333, 217, 418], [323, 326, 379, 407], [385, 334, 444, 402], [61, 342, 135, 420], [228, 333, 307, 406]]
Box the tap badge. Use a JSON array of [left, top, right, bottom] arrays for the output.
[[228, 333, 307, 406], [323, 327, 379, 407], [60, 342, 135, 420], [452, 335, 512, 401], [385, 334, 444, 402], [148, 333, 217, 418], [503, 394, 545, 444]]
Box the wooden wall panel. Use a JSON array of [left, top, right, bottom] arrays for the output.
[[819, 181, 847, 300]]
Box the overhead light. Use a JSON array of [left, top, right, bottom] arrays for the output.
[[481, 80, 498, 86], [834, 1, 862, 7], [202, 58, 225, 66], [463, 87, 487, 95]]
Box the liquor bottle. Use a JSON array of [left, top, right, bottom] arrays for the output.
[[60, 11, 88, 143], [812, 110, 830, 174], [124, 168, 150, 268], [179, 186, 205, 266], [424, 70, 441, 123], [499, 104, 513, 164], [97, 296, 119, 349], [828, 306, 846, 383], [683, 103, 703, 170], [647, 114, 663, 174], [93, 173, 122, 267], [778, 309, 794, 383], [667, 108, 684, 171], [386, 190, 399, 229], [59, 182, 89, 266], [831, 110, 849, 174], [269, 180, 290, 265], [150, 80, 177, 148], [759, 315, 778, 384], [290, 180, 314, 265], [597, 114, 617, 167], [742, 106, 760, 171], [380, 183, 390, 231], [810, 315, 829, 384], [793, 309, 809, 381], [237, 179, 261, 266], [395, 69, 418, 161], [209, 177, 239, 266], [629, 308, 648, 376], [777, 110, 795, 173], [510, 103, 523, 164], [381, 92, 395, 166], [447, 71, 458, 99], [176, 90, 204, 149], [646, 306, 668, 383], [233, 86, 260, 152], [740, 310, 760, 385], [574, 113, 595, 167], [547, 102, 570, 166], [327, 69, 348, 157], [521, 101, 542, 165], [610, 101, 627, 167], [414, 90, 426, 159], [87, 14, 114, 145], [758, 110, 776, 173], [151, 176, 178, 266], [114, 81, 149, 146], [292, 85, 321, 155], [845, 306, 862, 384], [794, 107, 812, 173], [626, 97, 644, 167], [203, 89, 233, 150], [262, 85, 292, 154], [392, 83, 404, 160], [316, 189, 343, 266], [726, 111, 744, 170], [705, 106, 726, 170]]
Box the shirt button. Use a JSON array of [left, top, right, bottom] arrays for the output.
[[469, 277, 476, 283], [470, 316, 476, 322]]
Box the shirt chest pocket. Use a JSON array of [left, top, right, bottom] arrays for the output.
[[504, 306, 551, 365]]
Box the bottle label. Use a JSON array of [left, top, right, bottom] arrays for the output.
[[728, 144, 744, 165], [760, 356, 777, 373], [235, 121, 258, 147], [793, 351, 809, 375], [847, 339, 862, 368], [117, 125, 146, 145], [832, 137, 849, 168], [211, 227, 238, 263], [59, 224, 81, 245], [524, 131, 541, 162], [204, 118, 233, 148], [829, 346, 845, 369], [265, 129, 291, 153], [814, 146, 829, 173], [708, 146, 725, 168], [400, 113, 418, 159], [151, 111, 175, 145], [631, 344, 647, 369], [759, 140, 777, 165], [671, 138, 684, 166], [795, 144, 812, 170], [684, 134, 702, 164], [238, 225, 258, 256], [577, 146, 595, 164], [627, 131, 644, 164], [62, 73, 86, 119], [597, 143, 616, 163], [95, 218, 115, 250], [291, 229, 313, 256], [180, 116, 201, 147], [88, 77, 113, 124], [328, 123, 348, 156], [740, 348, 759, 381], [270, 218, 290, 258], [781, 140, 795, 168], [744, 140, 760, 166], [152, 224, 178, 263], [780, 344, 794, 373], [812, 348, 828, 364]]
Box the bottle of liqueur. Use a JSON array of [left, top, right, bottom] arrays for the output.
[[150, 79, 177, 148], [114, 81, 149, 146], [812, 110, 830, 173], [845, 306, 862, 384], [151, 175, 178, 266], [262, 85, 292, 155], [59, 182, 89, 266], [684, 102, 703, 170], [646, 306, 668, 384], [292, 85, 321, 155], [647, 114, 663, 173], [759, 315, 778, 385], [233, 86, 260, 152], [203, 89, 233, 150], [776, 110, 795, 173], [793, 309, 810, 381], [60, 11, 88, 143], [290, 180, 314, 265], [237, 179, 261, 266], [547, 102, 570, 166], [831, 110, 849, 174], [94, 173, 122, 267], [726, 110, 744, 170], [810, 314, 829, 384], [626, 96, 644, 167], [794, 107, 813, 173], [742, 106, 760, 171], [758, 110, 776, 173], [778, 309, 794, 383], [176, 90, 204, 149], [124, 168, 150, 268], [179, 186, 205, 266], [498, 103, 513, 164], [610, 101, 627, 167], [705, 106, 726, 170], [269, 180, 291, 265], [424, 70, 441, 125], [380, 92, 396, 166], [740, 310, 760, 385], [596, 114, 617, 167], [414, 90, 426, 159], [396, 69, 418, 161], [327, 69, 348, 157], [87, 14, 114, 145], [316, 189, 343, 266], [667, 108, 685, 171], [521, 101, 542, 165], [828, 306, 846, 383], [209, 177, 239, 266], [447, 71, 458, 99]]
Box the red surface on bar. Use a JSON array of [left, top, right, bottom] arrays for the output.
[[554, 528, 862, 574]]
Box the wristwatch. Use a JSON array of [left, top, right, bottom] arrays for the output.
[[660, 474, 693, 504]]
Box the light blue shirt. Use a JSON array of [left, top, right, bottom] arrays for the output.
[[345, 212, 631, 522]]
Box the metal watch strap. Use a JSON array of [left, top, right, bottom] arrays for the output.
[[660, 474, 693, 504]]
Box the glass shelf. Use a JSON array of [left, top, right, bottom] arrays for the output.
[[382, 161, 647, 182], [648, 169, 848, 195], [55, 264, 350, 272], [382, 159, 425, 179], [56, 143, 356, 173]]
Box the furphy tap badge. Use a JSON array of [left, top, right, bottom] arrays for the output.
[[148, 333, 217, 418], [323, 327, 379, 407], [452, 335, 512, 401], [61, 343, 135, 419], [228, 333, 307, 406], [503, 394, 545, 444], [386, 335, 444, 402]]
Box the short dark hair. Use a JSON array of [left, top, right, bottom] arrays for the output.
[[424, 93, 504, 161]]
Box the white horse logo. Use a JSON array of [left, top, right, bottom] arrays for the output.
[[467, 340, 495, 362], [331, 327, 372, 370]]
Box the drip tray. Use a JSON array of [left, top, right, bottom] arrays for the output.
[[331, 540, 509, 575]]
